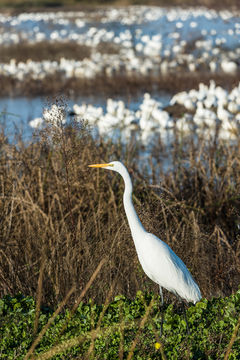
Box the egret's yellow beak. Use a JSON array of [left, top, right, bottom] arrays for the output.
[[88, 163, 113, 168]]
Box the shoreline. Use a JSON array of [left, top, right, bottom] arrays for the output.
[[0, 1, 240, 13]]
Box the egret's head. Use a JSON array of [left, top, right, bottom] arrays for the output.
[[89, 161, 131, 187], [88, 161, 128, 176]]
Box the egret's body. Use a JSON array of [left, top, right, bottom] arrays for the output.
[[89, 161, 201, 305]]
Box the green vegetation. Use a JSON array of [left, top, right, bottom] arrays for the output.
[[1, 291, 240, 359]]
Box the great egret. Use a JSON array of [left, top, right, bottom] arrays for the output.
[[89, 161, 201, 332]]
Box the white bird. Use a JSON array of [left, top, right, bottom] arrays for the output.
[[29, 117, 43, 129], [89, 161, 201, 332], [217, 102, 232, 123], [221, 60, 238, 75]]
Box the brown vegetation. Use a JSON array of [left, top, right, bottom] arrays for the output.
[[0, 42, 92, 63], [1, 39, 239, 98], [0, 98, 240, 307], [0, 0, 239, 12], [0, 41, 120, 64], [0, 71, 240, 98]]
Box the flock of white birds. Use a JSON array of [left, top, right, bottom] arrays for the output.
[[1, 6, 240, 145], [0, 6, 240, 81], [30, 80, 240, 145]]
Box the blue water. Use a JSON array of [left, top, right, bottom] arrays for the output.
[[0, 92, 171, 142]]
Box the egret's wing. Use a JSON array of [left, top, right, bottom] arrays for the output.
[[135, 232, 201, 303]]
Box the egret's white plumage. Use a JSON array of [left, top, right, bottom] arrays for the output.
[[89, 161, 201, 304]]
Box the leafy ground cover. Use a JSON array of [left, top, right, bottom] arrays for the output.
[[0, 291, 240, 359]]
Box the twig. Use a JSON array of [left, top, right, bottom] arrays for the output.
[[224, 313, 240, 360], [53, 258, 106, 342], [127, 297, 155, 360], [24, 286, 75, 360], [33, 258, 46, 337]]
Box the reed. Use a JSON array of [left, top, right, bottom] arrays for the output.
[[0, 71, 239, 98], [0, 98, 240, 309]]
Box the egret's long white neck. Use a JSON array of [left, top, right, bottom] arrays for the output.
[[119, 166, 145, 238]]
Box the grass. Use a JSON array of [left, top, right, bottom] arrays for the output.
[[0, 97, 240, 306], [0, 43, 92, 63], [0, 42, 121, 64], [1, 70, 240, 97], [0, 97, 240, 358], [0, 0, 239, 10]]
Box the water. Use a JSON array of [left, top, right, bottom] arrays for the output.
[[0, 92, 172, 142], [0, 6, 239, 143]]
